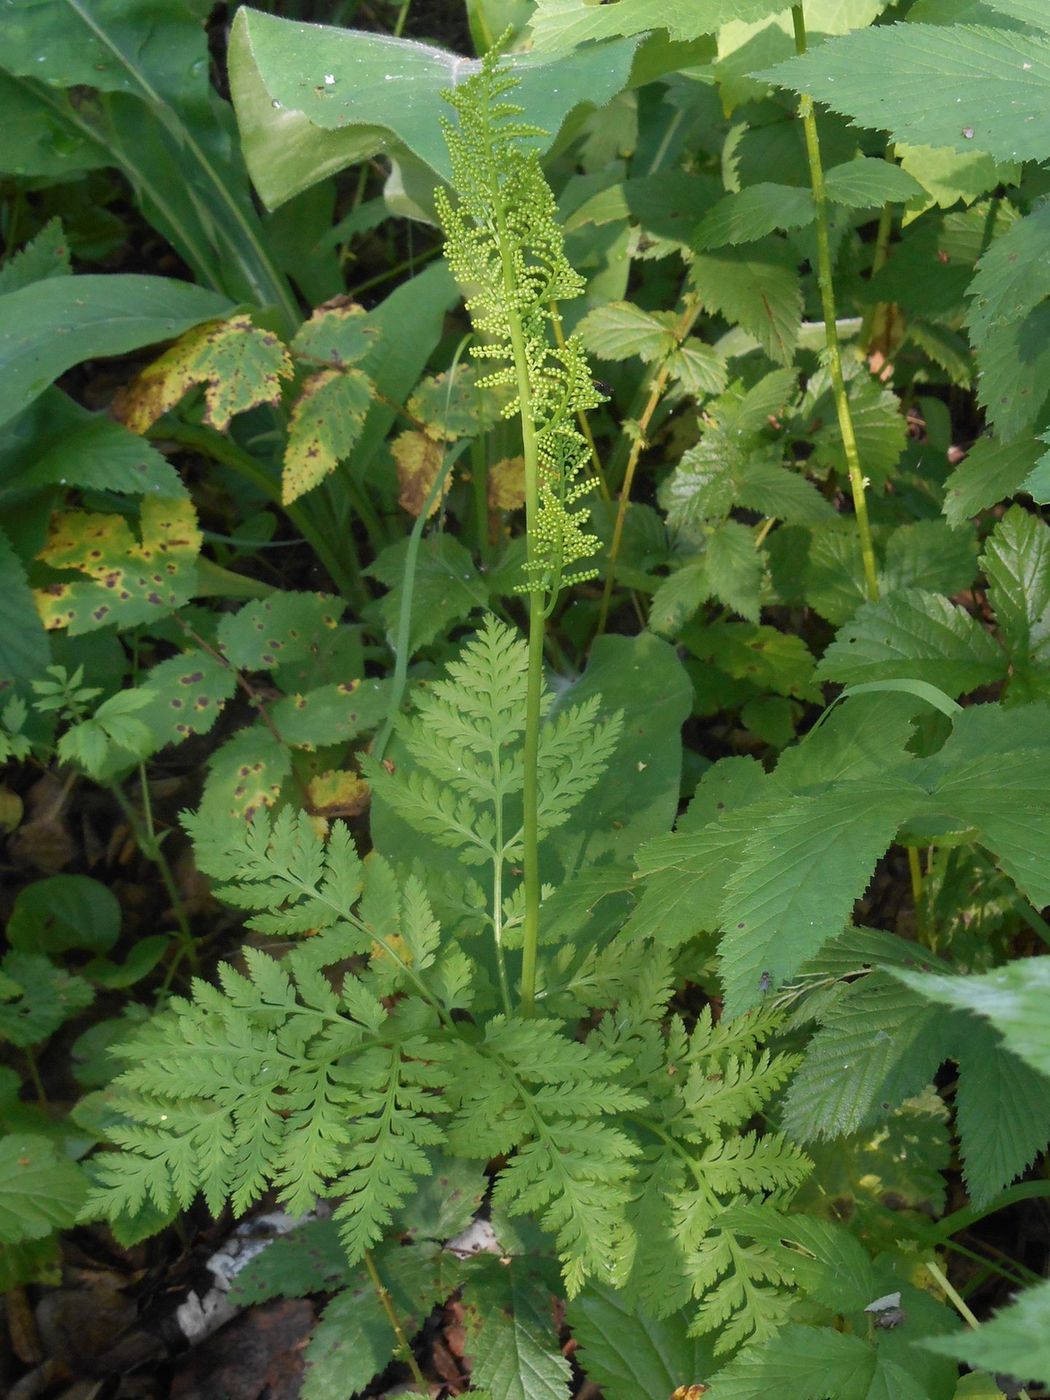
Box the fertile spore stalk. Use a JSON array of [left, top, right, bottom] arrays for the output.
[[436, 43, 602, 1013]]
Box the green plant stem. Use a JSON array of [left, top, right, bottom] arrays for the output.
[[23, 1049, 47, 1106], [925, 1260, 1033, 1400], [596, 293, 700, 636], [491, 202, 543, 1017], [907, 845, 927, 942], [791, 4, 879, 604], [363, 1250, 428, 1389], [858, 196, 895, 353], [108, 780, 197, 972]]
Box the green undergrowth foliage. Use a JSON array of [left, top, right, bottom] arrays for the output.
[[3, 0, 1050, 1396]]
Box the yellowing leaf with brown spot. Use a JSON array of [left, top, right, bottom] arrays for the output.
[[282, 368, 373, 504], [393, 430, 448, 518], [292, 296, 378, 366], [34, 497, 202, 635], [306, 768, 370, 819], [113, 314, 293, 433], [488, 455, 526, 512]]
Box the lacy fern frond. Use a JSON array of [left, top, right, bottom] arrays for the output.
[[369, 616, 620, 866], [83, 948, 450, 1256], [599, 1003, 811, 1350], [447, 1016, 644, 1294], [436, 46, 602, 601]]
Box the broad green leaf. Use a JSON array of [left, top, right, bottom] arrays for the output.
[[229, 6, 641, 207], [920, 1278, 1050, 1388], [685, 621, 820, 701], [816, 589, 1004, 695], [719, 783, 915, 1017], [981, 506, 1050, 695], [758, 24, 1050, 165], [823, 157, 925, 208], [690, 243, 802, 364], [898, 143, 1019, 216], [0, 70, 107, 179], [113, 314, 293, 435], [735, 461, 834, 526], [270, 680, 389, 748], [804, 368, 907, 488], [527, 0, 784, 50], [34, 497, 202, 635], [0, 1136, 87, 1244], [464, 1257, 571, 1400], [943, 434, 1041, 528], [135, 650, 237, 750], [0, 527, 49, 686], [7, 876, 120, 957], [217, 592, 346, 672], [568, 1286, 715, 1400], [282, 368, 374, 504], [693, 184, 815, 249], [954, 1022, 1050, 1206], [893, 957, 1050, 1079], [0, 275, 231, 431], [981, 0, 1050, 32], [719, 1206, 876, 1313]]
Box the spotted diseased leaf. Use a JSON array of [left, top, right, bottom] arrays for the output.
[[197, 726, 292, 823], [282, 368, 373, 504], [135, 650, 237, 749], [291, 296, 378, 367], [407, 364, 507, 441], [113, 314, 293, 433], [392, 430, 450, 519], [270, 680, 389, 749], [306, 769, 370, 820], [34, 497, 202, 634], [217, 592, 345, 673]]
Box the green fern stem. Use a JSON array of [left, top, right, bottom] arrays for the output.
[[493, 204, 545, 1017], [791, 4, 879, 604]]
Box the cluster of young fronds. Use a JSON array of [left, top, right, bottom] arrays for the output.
[[436, 45, 603, 601]]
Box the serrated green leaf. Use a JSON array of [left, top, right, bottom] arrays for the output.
[[0, 220, 71, 296], [568, 1285, 715, 1400], [464, 1256, 572, 1400], [197, 725, 292, 822], [943, 434, 1041, 528], [578, 301, 674, 363], [0, 952, 94, 1048], [13, 412, 186, 499], [920, 1277, 1050, 1387], [757, 24, 1050, 165], [719, 784, 915, 1017], [527, 0, 783, 50], [711, 1323, 877, 1400], [690, 243, 802, 365], [893, 957, 1050, 1079], [954, 1022, 1050, 1206], [228, 1220, 353, 1305], [981, 505, 1050, 696], [694, 184, 815, 249], [0, 1136, 87, 1244], [824, 157, 925, 208], [816, 589, 1004, 695], [368, 534, 489, 655], [0, 526, 49, 686], [881, 520, 977, 598], [705, 521, 765, 623]]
